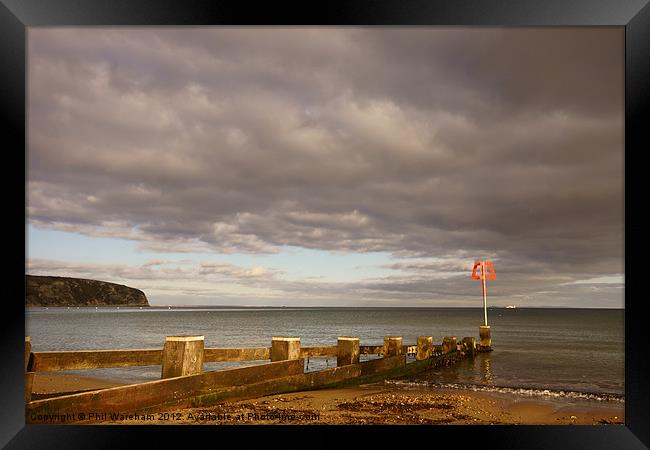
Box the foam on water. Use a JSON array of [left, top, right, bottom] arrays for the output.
[[385, 379, 625, 403]]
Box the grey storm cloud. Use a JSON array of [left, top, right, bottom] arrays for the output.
[[27, 27, 624, 306]]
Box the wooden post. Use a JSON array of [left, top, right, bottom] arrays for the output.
[[270, 337, 301, 362], [416, 336, 433, 360], [25, 336, 31, 371], [383, 336, 403, 357], [479, 326, 492, 350], [337, 337, 360, 366], [442, 336, 457, 353], [25, 336, 33, 403], [462, 337, 477, 357], [161, 335, 204, 379], [25, 372, 34, 403]]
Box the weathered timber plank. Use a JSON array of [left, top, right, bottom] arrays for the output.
[[137, 364, 363, 414], [31, 349, 163, 371], [114, 354, 450, 416], [26, 358, 304, 420], [359, 344, 417, 355], [203, 347, 270, 362], [359, 345, 383, 355], [336, 352, 463, 387], [300, 346, 337, 357], [28, 349, 469, 422], [360, 355, 406, 376], [31, 346, 273, 371]]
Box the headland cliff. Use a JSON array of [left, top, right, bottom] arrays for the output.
[[26, 275, 149, 307]]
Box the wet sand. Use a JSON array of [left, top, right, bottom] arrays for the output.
[[30, 372, 126, 400]]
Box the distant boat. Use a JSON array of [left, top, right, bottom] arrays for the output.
[[505, 305, 517, 309], [117, 306, 120, 310]]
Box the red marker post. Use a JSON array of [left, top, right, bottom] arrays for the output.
[[472, 261, 496, 350]]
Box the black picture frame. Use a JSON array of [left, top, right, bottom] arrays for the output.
[[2, 0, 648, 448]]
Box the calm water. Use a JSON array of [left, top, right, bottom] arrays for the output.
[[25, 307, 624, 401]]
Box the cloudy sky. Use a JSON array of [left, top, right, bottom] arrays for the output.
[[26, 27, 624, 307]]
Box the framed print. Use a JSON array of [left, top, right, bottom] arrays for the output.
[[2, 0, 648, 448]]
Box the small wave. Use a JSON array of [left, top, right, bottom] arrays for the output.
[[384, 380, 625, 403]]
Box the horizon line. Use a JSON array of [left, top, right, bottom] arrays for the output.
[[27, 305, 625, 310]]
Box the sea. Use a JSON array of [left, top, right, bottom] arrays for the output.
[[25, 307, 624, 404]]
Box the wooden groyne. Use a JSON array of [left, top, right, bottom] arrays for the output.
[[25, 333, 492, 423]]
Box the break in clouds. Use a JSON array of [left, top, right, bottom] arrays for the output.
[[26, 28, 624, 307]]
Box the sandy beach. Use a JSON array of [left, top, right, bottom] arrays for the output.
[[32, 375, 622, 426], [30, 373, 126, 400], [151, 386, 624, 425]]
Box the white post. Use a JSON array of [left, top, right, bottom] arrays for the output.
[[482, 262, 488, 326]]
